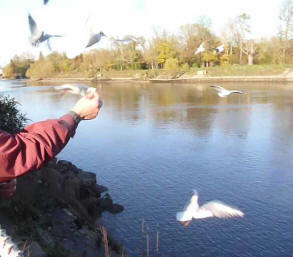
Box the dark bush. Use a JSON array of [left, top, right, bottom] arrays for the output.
[[0, 95, 27, 133]]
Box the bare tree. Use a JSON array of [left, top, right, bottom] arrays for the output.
[[243, 39, 255, 65], [224, 13, 254, 65], [279, 0, 293, 63]]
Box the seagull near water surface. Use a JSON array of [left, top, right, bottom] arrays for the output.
[[176, 190, 244, 227], [28, 14, 62, 50], [54, 84, 97, 96], [210, 85, 244, 97]]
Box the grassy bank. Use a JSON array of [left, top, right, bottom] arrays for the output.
[[25, 65, 293, 83]]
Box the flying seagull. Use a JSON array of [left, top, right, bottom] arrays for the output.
[[28, 14, 62, 50], [176, 190, 244, 227], [54, 84, 97, 96], [195, 43, 205, 55], [215, 44, 225, 53], [86, 32, 106, 48], [114, 37, 136, 44], [210, 85, 244, 97]]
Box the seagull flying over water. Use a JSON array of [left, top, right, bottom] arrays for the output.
[[28, 14, 62, 50], [195, 43, 205, 55], [54, 84, 97, 96], [210, 85, 244, 97], [86, 32, 106, 48], [176, 190, 244, 227]]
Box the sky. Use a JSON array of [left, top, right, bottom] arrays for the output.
[[0, 0, 282, 67]]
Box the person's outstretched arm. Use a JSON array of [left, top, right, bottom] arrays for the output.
[[0, 92, 102, 182]]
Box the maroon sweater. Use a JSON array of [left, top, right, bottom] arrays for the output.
[[0, 114, 78, 183]]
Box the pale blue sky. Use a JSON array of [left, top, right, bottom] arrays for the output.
[[0, 0, 282, 66]]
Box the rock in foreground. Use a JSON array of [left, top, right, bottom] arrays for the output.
[[0, 159, 125, 257]]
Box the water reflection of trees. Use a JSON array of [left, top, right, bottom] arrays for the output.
[[98, 83, 254, 137]]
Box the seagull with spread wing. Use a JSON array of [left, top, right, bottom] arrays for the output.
[[176, 190, 244, 227], [54, 84, 97, 96], [114, 37, 136, 44], [215, 44, 225, 53], [28, 14, 62, 50], [210, 85, 244, 97], [195, 43, 205, 55]]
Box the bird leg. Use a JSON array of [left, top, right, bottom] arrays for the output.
[[181, 220, 191, 227]]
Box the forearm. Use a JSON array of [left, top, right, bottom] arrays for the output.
[[0, 113, 79, 182]]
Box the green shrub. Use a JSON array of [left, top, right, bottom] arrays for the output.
[[0, 95, 27, 133], [164, 58, 179, 70], [182, 63, 190, 71]]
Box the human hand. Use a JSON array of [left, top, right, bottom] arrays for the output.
[[71, 91, 102, 120]]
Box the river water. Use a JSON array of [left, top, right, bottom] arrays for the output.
[[1, 80, 293, 257]]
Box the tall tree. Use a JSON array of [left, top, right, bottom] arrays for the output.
[[179, 21, 217, 67], [224, 13, 255, 65], [279, 0, 293, 63], [234, 13, 251, 64]]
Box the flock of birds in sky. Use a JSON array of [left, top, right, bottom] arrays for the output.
[[28, 0, 136, 52], [31, 0, 245, 228], [194, 42, 225, 55], [29, 1, 223, 57]]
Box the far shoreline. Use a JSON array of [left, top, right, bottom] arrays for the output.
[[25, 74, 293, 84]]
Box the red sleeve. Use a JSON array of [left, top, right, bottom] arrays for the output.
[[0, 114, 77, 182]]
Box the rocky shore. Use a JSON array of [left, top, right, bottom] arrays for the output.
[[0, 159, 125, 257]]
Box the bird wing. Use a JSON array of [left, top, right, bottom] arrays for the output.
[[41, 34, 62, 42], [176, 211, 193, 222], [195, 43, 204, 54], [115, 38, 133, 44], [198, 201, 244, 218], [176, 190, 199, 222], [44, 0, 49, 4], [230, 90, 244, 94], [54, 84, 82, 95], [47, 39, 52, 51], [28, 14, 38, 36], [54, 84, 95, 96], [216, 44, 224, 52], [86, 87, 97, 94], [86, 34, 100, 48], [210, 85, 227, 92]]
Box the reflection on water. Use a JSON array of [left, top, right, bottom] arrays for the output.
[[2, 80, 293, 256]]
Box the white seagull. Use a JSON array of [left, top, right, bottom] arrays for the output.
[[210, 85, 244, 97], [113, 37, 136, 44], [176, 190, 244, 227], [54, 84, 97, 96], [86, 31, 106, 48], [28, 14, 62, 50], [215, 44, 225, 53], [195, 43, 205, 55]]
